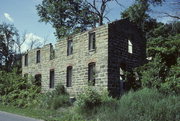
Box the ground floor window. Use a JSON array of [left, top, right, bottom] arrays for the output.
[[50, 70, 55, 88], [35, 74, 41, 87], [67, 66, 72, 87], [88, 62, 96, 86], [24, 73, 28, 78]]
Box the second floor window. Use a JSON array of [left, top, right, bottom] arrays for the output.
[[128, 40, 133, 54], [24, 54, 28, 66], [36, 50, 40, 63], [89, 32, 96, 51], [67, 40, 73, 56]]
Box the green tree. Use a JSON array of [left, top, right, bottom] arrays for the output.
[[85, 0, 123, 26], [0, 23, 19, 71], [36, 0, 96, 39], [36, 0, 122, 39], [134, 23, 180, 94], [121, 0, 165, 37], [147, 23, 180, 66]]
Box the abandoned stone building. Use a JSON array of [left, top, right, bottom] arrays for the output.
[[22, 19, 146, 97]]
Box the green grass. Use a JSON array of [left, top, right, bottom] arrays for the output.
[[0, 104, 59, 121], [0, 104, 86, 121], [92, 88, 180, 121], [0, 88, 179, 121]]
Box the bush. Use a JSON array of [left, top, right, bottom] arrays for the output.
[[38, 84, 70, 110], [160, 57, 180, 94], [75, 86, 117, 115], [135, 55, 180, 94], [94, 88, 180, 121], [76, 87, 101, 110], [0, 69, 40, 108]]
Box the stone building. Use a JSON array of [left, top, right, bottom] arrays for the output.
[[22, 19, 146, 97]]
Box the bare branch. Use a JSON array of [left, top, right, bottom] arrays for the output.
[[104, 8, 112, 18], [20, 31, 27, 46], [86, 0, 101, 16], [163, 12, 180, 19], [104, 16, 111, 22], [114, 0, 125, 8]]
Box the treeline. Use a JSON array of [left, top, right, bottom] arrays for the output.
[[133, 22, 180, 94]]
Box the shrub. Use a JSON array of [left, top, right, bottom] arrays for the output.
[[76, 87, 101, 110], [94, 88, 180, 121], [75, 86, 117, 115], [38, 84, 70, 110], [0, 69, 40, 108], [135, 55, 180, 94]]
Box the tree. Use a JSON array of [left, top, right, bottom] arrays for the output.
[[155, 0, 180, 20], [85, 0, 123, 26], [121, 3, 149, 30], [36, 0, 122, 39], [133, 21, 180, 94], [36, 0, 96, 39], [121, 0, 165, 37], [0, 23, 19, 71], [15, 31, 26, 54]]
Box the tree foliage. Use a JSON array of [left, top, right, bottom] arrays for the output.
[[0, 23, 19, 71], [36, 0, 122, 39], [36, 0, 96, 39], [133, 22, 180, 94], [121, 0, 165, 37], [0, 69, 40, 107]]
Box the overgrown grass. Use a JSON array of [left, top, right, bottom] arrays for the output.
[[92, 88, 180, 121], [38, 84, 71, 110], [0, 104, 85, 121], [0, 69, 40, 108], [0, 88, 179, 121]]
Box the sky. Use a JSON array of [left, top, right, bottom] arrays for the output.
[[0, 0, 176, 52]]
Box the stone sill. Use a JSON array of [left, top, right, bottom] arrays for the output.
[[88, 49, 96, 55]]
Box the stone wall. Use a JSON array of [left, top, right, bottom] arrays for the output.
[[22, 19, 146, 97], [107, 19, 146, 97], [22, 24, 109, 96]]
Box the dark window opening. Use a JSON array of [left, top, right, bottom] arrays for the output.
[[120, 68, 125, 80], [89, 32, 96, 51], [88, 62, 95, 86], [50, 70, 55, 88], [119, 63, 126, 94], [67, 66, 72, 87], [67, 40, 73, 56], [35, 74, 41, 87], [119, 63, 126, 81], [36, 50, 40, 63], [24, 54, 28, 66], [24, 73, 28, 78]]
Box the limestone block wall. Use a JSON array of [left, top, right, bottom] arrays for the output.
[[54, 25, 109, 96], [22, 25, 109, 96], [107, 19, 146, 97], [22, 19, 146, 97], [22, 44, 56, 91]]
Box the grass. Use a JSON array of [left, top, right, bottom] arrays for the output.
[[0, 104, 86, 121], [0, 104, 59, 121], [0, 88, 179, 121], [92, 88, 180, 121]]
